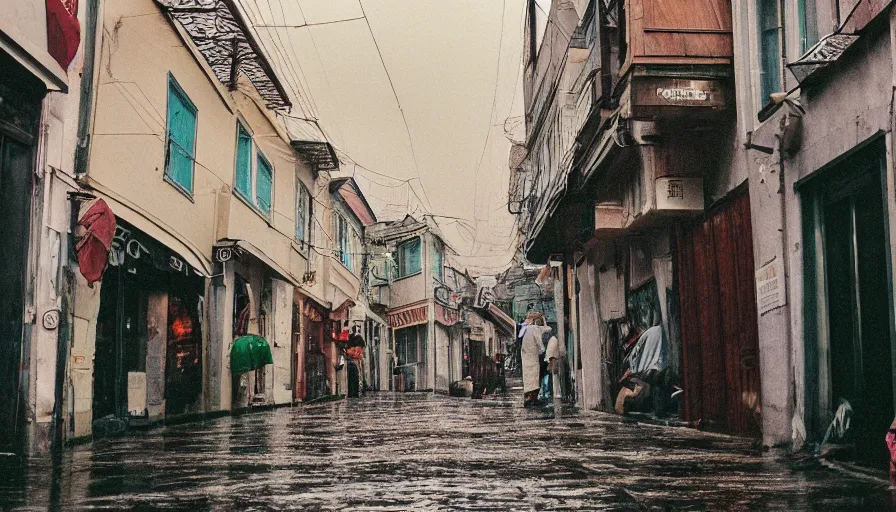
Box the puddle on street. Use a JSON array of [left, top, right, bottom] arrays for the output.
[[0, 393, 892, 511]]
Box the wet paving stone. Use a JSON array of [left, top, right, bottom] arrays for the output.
[[0, 392, 893, 510]]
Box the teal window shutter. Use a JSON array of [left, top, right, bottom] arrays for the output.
[[235, 123, 252, 198], [165, 75, 197, 194], [398, 238, 421, 277], [296, 182, 309, 242], [256, 153, 273, 216]]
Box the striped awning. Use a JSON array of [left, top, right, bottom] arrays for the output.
[[388, 304, 428, 329]]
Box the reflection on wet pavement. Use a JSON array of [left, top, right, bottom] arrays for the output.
[[0, 392, 892, 510]]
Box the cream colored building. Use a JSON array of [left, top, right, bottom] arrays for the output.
[[69, 0, 367, 440]]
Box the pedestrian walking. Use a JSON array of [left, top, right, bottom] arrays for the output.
[[521, 315, 547, 407], [543, 326, 565, 400]]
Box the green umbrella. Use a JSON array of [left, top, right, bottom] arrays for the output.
[[230, 335, 274, 375]]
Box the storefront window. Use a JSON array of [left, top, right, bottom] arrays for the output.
[[395, 325, 421, 365]]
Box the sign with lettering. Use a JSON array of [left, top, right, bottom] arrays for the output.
[[656, 87, 709, 102], [631, 78, 728, 112], [756, 257, 786, 315]]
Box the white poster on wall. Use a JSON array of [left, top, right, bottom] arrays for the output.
[[756, 257, 786, 315]]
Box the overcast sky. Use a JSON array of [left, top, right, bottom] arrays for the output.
[[239, 0, 527, 275]]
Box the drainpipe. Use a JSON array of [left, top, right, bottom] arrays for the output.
[[74, 0, 101, 177]]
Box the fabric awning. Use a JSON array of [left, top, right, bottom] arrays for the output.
[[92, 185, 212, 276], [75, 198, 115, 284], [330, 299, 356, 321], [487, 304, 516, 337], [230, 335, 274, 374], [388, 302, 429, 329]]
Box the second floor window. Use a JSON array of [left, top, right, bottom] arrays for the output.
[[233, 121, 275, 218], [397, 237, 422, 278], [432, 239, 443, 281], [798, 0, 818, 54], [296, 181, 311, 243], [255, 153, 273, 216], [165, 74, 197, 196], [757, 0, 782, 103], [334, 212, 354, 271]]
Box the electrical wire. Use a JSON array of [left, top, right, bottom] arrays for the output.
[[357, 0, 434, 213]]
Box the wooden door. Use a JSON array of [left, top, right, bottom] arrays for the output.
[[676, 187, 762, 436]]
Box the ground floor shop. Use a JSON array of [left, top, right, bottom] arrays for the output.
[[208, 243, 296, 410], [91, 220, 206, 430]]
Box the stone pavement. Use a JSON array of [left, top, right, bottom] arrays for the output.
[[0, 392, 892, 510]]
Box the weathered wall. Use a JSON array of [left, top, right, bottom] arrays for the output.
[[88, 0, 226, 265], [271, 279, 294, 405], [390, 273, 426, 310]]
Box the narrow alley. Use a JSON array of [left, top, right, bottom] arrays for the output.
[[1, 392, 889, 511]]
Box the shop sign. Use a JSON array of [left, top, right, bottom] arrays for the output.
[[388, 305, 428, 329], [656, 87, 709, 102], [756, 257, 786, 315], [632, 78, 727, 110], [434, 285, 451, 305], [435, 304, 459, 327]]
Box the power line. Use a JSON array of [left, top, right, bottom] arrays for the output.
[[238, 0, 317, 117], [269, 0, 323, 117], [470, 0, 508, 255], [254, 16, 365, 28], [292, 1, 350, 150], [357, 0, 434, 214]]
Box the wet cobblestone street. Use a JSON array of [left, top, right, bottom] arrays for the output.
[[1, 392, 893, 511]]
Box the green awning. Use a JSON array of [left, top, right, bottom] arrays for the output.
[[230, 335, 274, 375]]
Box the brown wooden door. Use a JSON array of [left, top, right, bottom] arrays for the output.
[[676, 187, 762, 436]]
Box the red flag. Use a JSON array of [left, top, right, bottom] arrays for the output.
[[75, 199, 116, 284], [46, 0, 81, 69]]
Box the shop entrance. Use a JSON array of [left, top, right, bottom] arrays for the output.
[[93, 223, 204, 422], [304, 315, 328, 400], [676, 186, 762, 436], [803, 142, 894, 464]]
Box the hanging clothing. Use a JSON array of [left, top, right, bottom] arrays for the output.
[[75, 199, 115, 284], [628, 325, 669, 375], [46, 0, 81, 69], [521, 324, 547, 394]]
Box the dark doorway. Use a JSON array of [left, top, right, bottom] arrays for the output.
[[810, 145, 893, 464], [676, 186, 762, 436], [347, 362, 360, 397], [0, 50, 44, 453], [305, 318, 328, 400]]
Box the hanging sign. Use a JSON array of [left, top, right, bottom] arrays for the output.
[[435, 304, 459, 327]]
